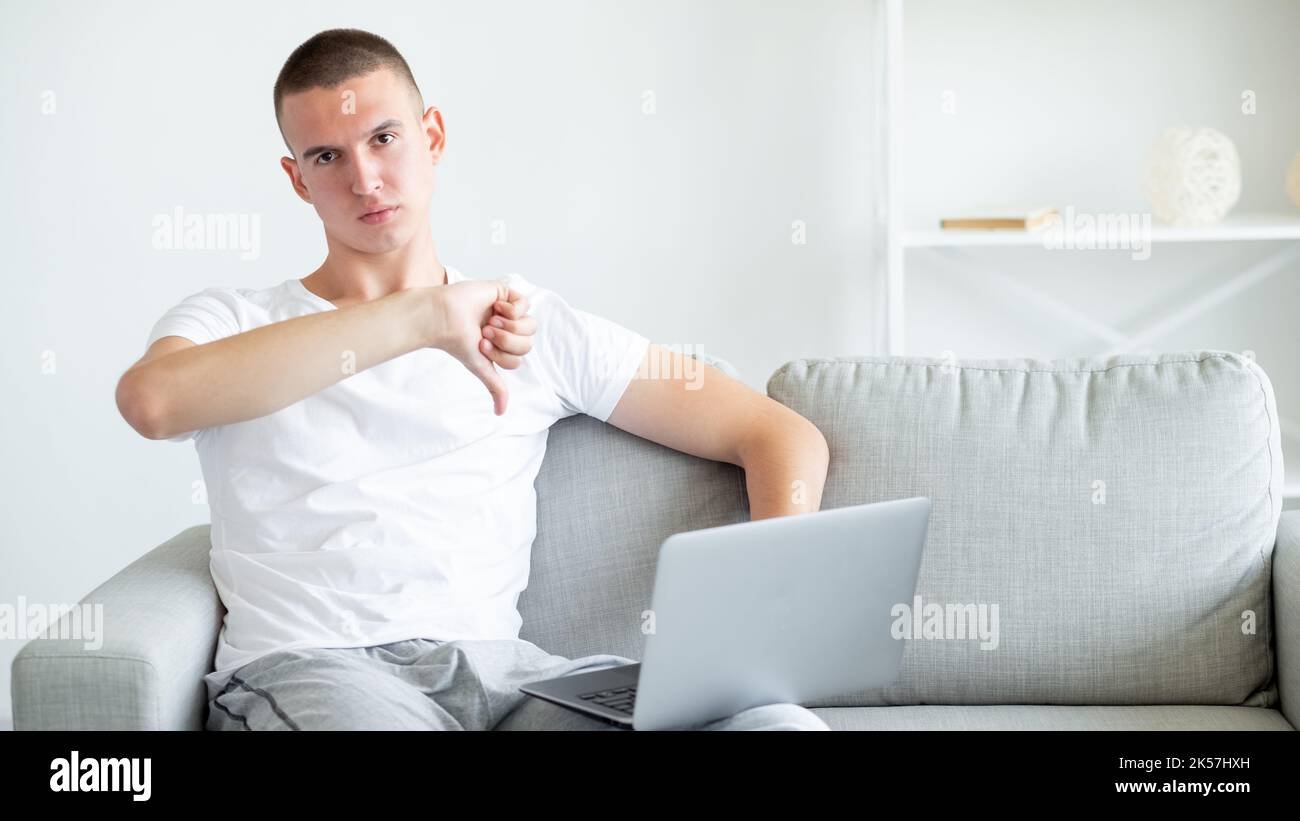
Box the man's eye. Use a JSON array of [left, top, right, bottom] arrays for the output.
[[316, 151, 336, 165], [377, 133, 395, 145]]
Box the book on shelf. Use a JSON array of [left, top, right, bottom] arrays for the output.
[[939, 207, 1058, 231]]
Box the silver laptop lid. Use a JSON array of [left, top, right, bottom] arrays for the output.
[[633, 496, 932, 731]]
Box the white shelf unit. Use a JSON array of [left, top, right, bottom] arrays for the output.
[[879, 0, 1300, 498], [902, 213, 1300, 248]]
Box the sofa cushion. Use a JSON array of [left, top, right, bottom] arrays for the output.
[[811, 705, 1294, 731], [519, 353, 749, 662], [768, 351, 1283, 707]]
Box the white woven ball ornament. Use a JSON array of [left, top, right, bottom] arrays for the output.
[[1143, 127, 1241, 227], [1286, 151, 1300, 209]]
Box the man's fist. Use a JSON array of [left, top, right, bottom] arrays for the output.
[[428, 279, 536, 416]]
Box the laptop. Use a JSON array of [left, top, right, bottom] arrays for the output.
[[518, 496, 932, 730]]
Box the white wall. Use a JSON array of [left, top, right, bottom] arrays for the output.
[[903, 0, 1300, 225], [0, 0, 878, 726], [899, 0, 1300, 495]]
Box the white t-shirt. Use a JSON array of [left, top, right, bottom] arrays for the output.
[[142, 266, 650, 701]]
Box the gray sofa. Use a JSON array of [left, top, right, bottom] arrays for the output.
[[12, 349, 1298, 730]]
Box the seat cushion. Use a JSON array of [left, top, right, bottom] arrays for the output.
[[768, 351, 1283, 708], [810, 705, 1294, 730]]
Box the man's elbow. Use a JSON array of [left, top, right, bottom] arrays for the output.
[[740, 407, 829, 471], [116, 371, 168, 440], [780, 407, 829, 466]]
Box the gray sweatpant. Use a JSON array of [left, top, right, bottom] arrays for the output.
[[206, 637, 830, 731]]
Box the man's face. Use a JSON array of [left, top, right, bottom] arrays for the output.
[[278, 67, 444, 254]]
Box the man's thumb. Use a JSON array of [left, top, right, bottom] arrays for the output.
[[471, 355, 509, 415], [493, 278, 512, 301]]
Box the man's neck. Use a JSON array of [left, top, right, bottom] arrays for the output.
[[303, 225, 447, 308]]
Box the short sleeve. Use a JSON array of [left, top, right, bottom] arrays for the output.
[[506, 273, 651, 422], [145, 287, 243, 350], [143, 288, 245, 442]]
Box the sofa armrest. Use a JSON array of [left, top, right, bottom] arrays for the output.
[[11, 525, 221, 730], [1275, 510, 1300, 729]]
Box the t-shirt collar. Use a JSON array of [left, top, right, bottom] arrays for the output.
[[290, 265, 465, 310]]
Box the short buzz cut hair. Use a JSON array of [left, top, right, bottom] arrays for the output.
[[273, 28, 424, 154]]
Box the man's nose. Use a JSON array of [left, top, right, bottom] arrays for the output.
[[350, 151, 383, 195]]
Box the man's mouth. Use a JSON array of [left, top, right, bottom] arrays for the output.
[[360, 205, 399, 225]]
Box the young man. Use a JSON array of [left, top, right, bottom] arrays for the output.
[[115, 28, 831, 731]]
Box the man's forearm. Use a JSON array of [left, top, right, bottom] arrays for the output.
[[737, 421, 830, 521], [122, 287, 435, 440]]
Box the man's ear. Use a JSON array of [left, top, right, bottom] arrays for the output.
[[279, 156, 313, 204], [422, 106, 446, 165]]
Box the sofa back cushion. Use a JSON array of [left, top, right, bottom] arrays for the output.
[[767, 351, 1282, 707], [519, 415, 749, 662]]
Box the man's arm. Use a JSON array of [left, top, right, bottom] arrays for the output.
[[117, 282, 533, 440], [605, 344, 829, 520]]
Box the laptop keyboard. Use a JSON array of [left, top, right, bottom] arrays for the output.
[[578, 686, 637, 714]]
